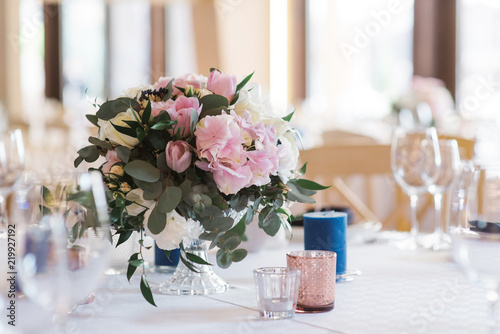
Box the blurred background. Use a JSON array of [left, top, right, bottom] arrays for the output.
[[1, 0, 500, 229]]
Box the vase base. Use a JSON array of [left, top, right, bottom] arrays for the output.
[[159, 272, 228, 295]]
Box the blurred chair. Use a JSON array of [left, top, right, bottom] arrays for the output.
[[300, 142, 392, 227]]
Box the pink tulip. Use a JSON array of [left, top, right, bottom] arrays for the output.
[[207, 70, 237, 102], [151, 100, 174, 117], [166, 141, 192, 173], [166, 96, 202, 138]]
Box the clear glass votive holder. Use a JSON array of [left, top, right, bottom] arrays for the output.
[[287, 250, 336, 313], [253, 267, 301, 320]]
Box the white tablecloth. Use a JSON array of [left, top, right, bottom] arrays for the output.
[[16, 229, 494, 334]]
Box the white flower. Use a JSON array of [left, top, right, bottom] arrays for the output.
[[125, 188, 155, 216], [234, 86, 290, 137], [143, 209, 203, 250], [233, 86, 267, 122], [277, 131, 300, 183], [98, 108, 141, 148], [122, 85, 151, 98]]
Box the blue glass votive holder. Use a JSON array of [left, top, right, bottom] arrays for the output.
[[303, 211, 347, 278]]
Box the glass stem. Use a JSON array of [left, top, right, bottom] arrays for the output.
[[409, 194, 419, 239], [433, 192, 444, 237], [0, 195, 7, 234], [489, 285, 500, 334]]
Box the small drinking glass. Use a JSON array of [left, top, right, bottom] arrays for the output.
[[287, 250, 336, 313], [253, 267, 301, 320]]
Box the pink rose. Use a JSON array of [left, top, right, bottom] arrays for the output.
[[153, 76, 174, 90], [102, 150, 121, 174], [166, 96, 202, 138], [151, 100, 174, 117], [207, 70, 237, 102], [166, 141, 192, 173]]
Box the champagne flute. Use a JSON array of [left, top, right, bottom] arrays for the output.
[[0, 129, 25, 236], [16, 171, 112, 333], [390, 126, 441, 249], [451, 166, 500, 333], [423, 139, 461, 250]]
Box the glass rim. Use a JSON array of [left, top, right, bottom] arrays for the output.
[[253, 267, 301, 276], [286, 250, 337, 259]]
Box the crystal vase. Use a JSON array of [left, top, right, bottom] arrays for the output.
[[158, 239, 228, 295]]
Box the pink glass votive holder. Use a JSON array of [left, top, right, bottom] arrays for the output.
[[286, 250, 336, 313]]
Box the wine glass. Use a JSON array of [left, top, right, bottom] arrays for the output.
[[390, 126, 441, 249], [423, 139, 461, 250], [451, 165, 500, 333], [0, 129, 25, 236], [15, 170, 112, 333]]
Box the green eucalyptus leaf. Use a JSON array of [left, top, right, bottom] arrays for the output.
[[115, 146, 131, 163], [262, 213, 282, 237], [221, 234, 241, 250], [216, 249, 232, 269], [140, 274, 157, 307], [230, 248, 248, 262], [147, 206, 166, 235], [229, 214, 246, 236], [136, 180, 162, 200], [158, 187, 182, 213], [179, 179, 192, 201], [96, 98, 139, 121], [198, 107, 226, 120], [77, 145, 100, 162], [124, 160, 160, 183], [74, 156, 84, 168], [86, 114, 99, 126], [88, 136, 113, 150]]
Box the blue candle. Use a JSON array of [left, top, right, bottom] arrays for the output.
[[154, 243, 180, 266], [303, 211, 347, 276]]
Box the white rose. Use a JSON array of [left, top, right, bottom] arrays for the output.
[[143, 209, 203, 250], [277, 131, 300, 183], [98, 108, 141, 148], [122, 85, 151, 98], [125, 188, 155, 216]]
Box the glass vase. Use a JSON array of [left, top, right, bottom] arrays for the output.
[[158, 239, 228, 295]]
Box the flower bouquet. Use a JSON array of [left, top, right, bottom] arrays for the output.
[[75, 69, 328, 305]]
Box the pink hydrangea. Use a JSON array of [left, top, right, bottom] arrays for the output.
[[195, 112, 280, 195]]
